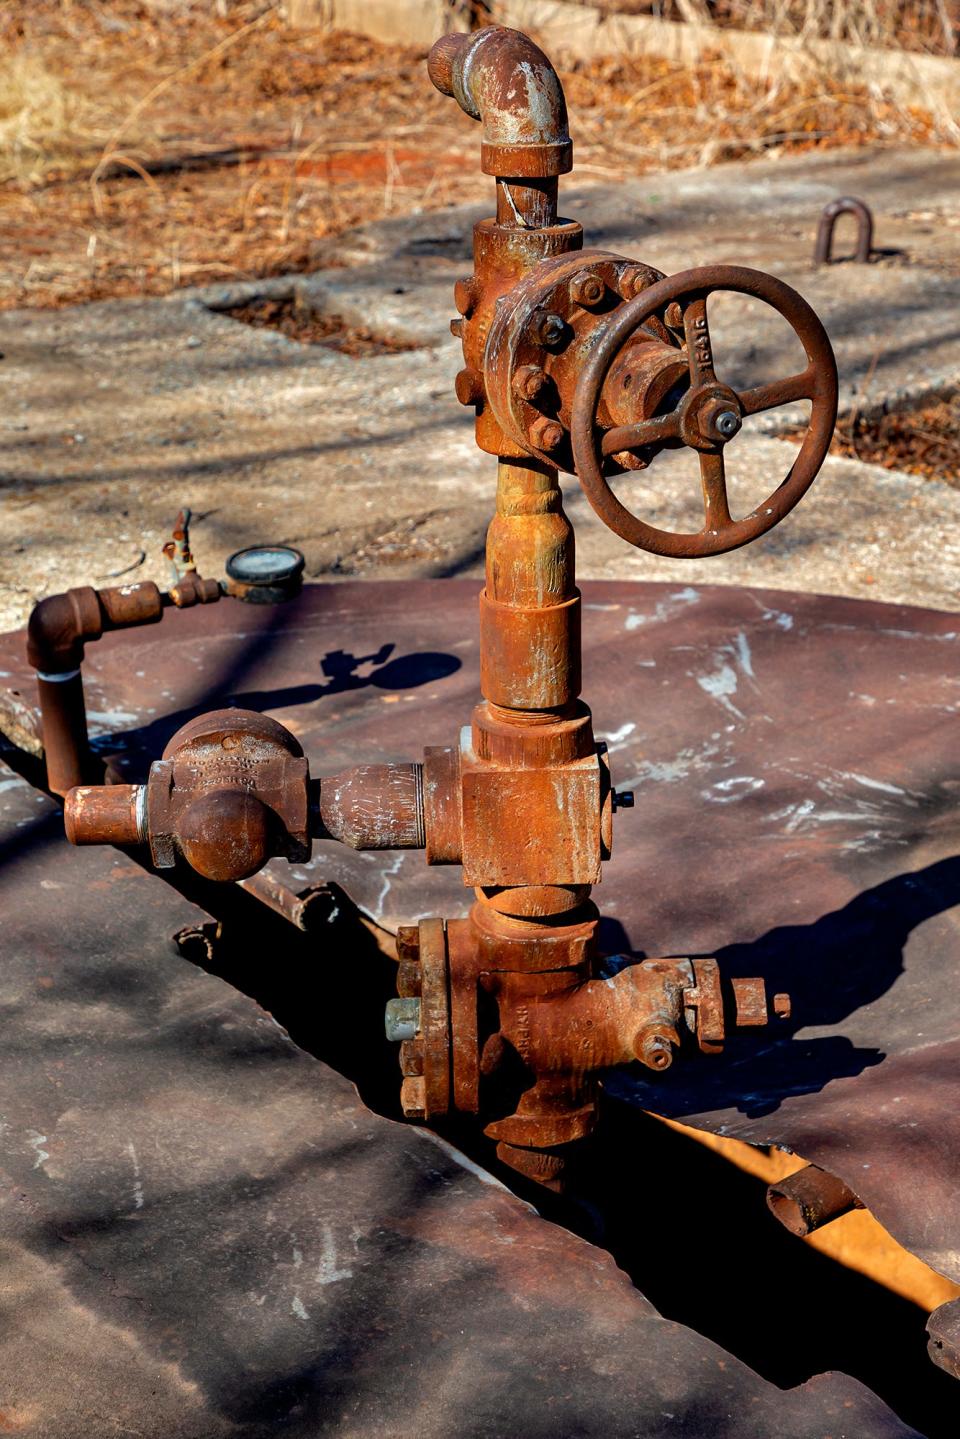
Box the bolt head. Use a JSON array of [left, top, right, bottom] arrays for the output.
[[449, 317, 464, 339], [620, 265, 653, 300], [773, 992, 792, 1020], [530, 416, 564, 451], [399, 1039, 424, 1076], [400, 1075, 427, 1120], [513, 364, 548, 402], [716, 409, 741, 439], [396, 926, 420, 962], [570, 271, 605, 308], [385, 997, 421, 1042], [396, 959, 422, 998], [664, 301, 684, 328], [531, 311, 566, 348]]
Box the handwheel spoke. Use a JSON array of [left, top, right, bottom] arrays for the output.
[[739, 368, 815, 415], [683, 296, 716, 387], [601, 411, 681, 457], [699, 450, 731, 529]]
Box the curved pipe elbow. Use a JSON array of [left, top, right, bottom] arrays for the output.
[[428, 26, 571, 177], [27, 588, 103, 673]]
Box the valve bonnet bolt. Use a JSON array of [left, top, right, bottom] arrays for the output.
[[570, 271, 605, 308], [530, 416, 564, 451], [774, 992, 792, 1020], [385, 997, 421, 1042], [620, 265, 654, 300], [513, 364, 549, 402], [665, 301, 684, 328], [530, 311, 567, 348]]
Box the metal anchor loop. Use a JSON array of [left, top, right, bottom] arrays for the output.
[[814, 196, 874, 265]]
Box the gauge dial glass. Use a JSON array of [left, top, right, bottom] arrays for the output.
[[226, 547, 303, 584]]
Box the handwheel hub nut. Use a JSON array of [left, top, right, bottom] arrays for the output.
[[680, 386, 742, 450]]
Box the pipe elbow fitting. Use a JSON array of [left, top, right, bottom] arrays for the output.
[[27, 581, 165, 673], [27, 587, 102, 673], [428, 26, 571, 178]]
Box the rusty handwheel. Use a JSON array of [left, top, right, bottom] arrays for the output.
[[570, 265, 838, 558]]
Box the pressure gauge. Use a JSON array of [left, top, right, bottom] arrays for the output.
[[225, 545, 305, 604]]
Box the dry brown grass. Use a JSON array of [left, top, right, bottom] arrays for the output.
[[0, 0, 953, 311], [580, 1, 958, 54], [0, 53, 94, 185]]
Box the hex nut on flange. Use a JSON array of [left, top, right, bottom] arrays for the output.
[[529, 311, 566, 348], [513, 364, 549, 402], [530, 416, 564, 451], [620, 264, 656, 300], [569, 271, 605, 308], [385, 997, 422, 1042]]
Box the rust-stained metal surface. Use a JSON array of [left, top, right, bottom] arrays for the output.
[[815, 195, 875, 265], [4, 576, 959, 1290], [0, 759, 923, 1436], [929, 1299, 960, 1380]]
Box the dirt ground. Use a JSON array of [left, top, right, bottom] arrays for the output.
[[0, 1, 949, 310], [0, 2, 958, 634]]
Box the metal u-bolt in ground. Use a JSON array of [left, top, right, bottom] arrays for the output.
[[814, 196, 874, 265]]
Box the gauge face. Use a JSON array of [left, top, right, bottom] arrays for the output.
[[226, 546, 305, 586]]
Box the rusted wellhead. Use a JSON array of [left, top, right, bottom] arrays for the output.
[[51, 24, 838, 1189]]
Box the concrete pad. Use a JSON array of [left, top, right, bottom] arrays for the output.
[[0, 145, 957, 633]]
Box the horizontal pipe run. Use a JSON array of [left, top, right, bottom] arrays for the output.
[[317, 763, 425, 850], [63, 783, 146, 847]]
